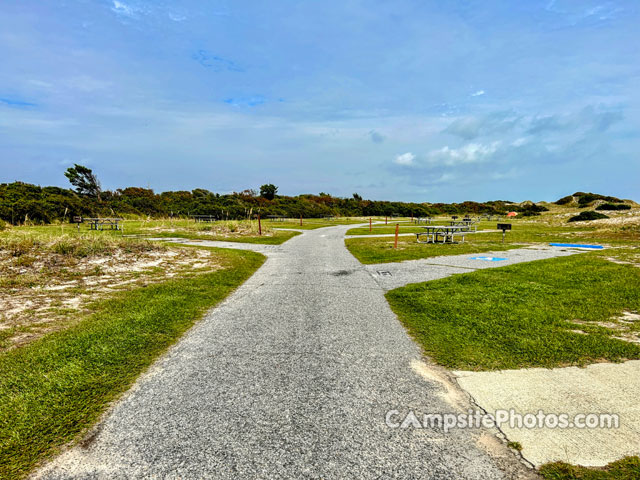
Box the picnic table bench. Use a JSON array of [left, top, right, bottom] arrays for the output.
[[191, 215, 218, 222], [416, 225, 472, 243], [79, 217, 124, 231], [414, 217, 434, 224]]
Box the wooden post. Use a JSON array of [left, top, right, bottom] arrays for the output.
[[369, 218, 372, 232], [385, 216, 388, 225], [394, 224, 399, 249], [300, 214, 303, 226], [258, 215, 262, 236]]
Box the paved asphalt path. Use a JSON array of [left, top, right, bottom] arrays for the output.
[[35, 226, 573, 479]]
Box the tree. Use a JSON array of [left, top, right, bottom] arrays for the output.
[[65, 164, 102, 201], [260, 184, 278, 200], [352, 193, 363, 201]]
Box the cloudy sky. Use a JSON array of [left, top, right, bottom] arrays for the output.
[[1, 0, 638, 202]]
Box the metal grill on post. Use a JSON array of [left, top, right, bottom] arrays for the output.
[[497, 223, 511, 243]]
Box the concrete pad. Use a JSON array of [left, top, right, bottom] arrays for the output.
[[455, 360, 640, 467]]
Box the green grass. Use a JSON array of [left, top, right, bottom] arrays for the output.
[[0, 247, 265, 480], [540, 456, 640, 479], [346, 235, 518, 264], [386, 254, 640, 370]]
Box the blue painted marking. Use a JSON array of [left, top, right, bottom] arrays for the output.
[[470, 256, 507, 261], [549, 243, 604, 249]]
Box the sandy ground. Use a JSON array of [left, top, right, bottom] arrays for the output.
[[0, 246, 220, 349]]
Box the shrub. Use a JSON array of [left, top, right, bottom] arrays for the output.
[[568, 211, 609, 222], [596, 203, 631, 211], [554, 195, 574, 205], [574, 192, 622, 207]]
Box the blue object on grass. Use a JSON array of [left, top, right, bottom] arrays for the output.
[[549, 243, 604, 249], [470, 256, 507, 261]]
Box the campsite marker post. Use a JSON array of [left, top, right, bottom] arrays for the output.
[[258, 215, 262, 236], [394, 224, 399, 249]]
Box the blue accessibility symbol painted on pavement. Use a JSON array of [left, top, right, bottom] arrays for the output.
[[470, 256, 507, 261]]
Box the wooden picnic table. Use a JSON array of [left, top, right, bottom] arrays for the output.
[[450, 219, 478, 231], [414, 217, 434, 224], [191, 215, 218, 222], [416, 225, 471, 244], [82, 217, 123, 231]]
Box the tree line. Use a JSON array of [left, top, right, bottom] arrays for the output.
[[0, 164, 544, 225]]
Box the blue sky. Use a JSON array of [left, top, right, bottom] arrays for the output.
[[0, 0, 638, 202]]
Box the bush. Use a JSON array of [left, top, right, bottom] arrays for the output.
[[554, 195, 574, 205], [574, 192, 622, 207], [568, 211, 609, 222], [596, 203, 631, 211]]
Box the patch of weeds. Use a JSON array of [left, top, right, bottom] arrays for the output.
[[540, 456, 640, 479]]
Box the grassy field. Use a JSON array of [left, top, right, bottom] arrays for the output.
[[0, 227, 265, 479], [386, 253, 640, 370], [540, 456, 640, 479]]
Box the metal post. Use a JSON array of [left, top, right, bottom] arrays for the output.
[[394, 224, 399, 249]]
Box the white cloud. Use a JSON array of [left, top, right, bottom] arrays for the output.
[[427, 142, 500, 166], [511, 137, 529, 147], [394, 152, 415, 166], [112, 1, 135, 17], [471, 90, 485, 97]]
